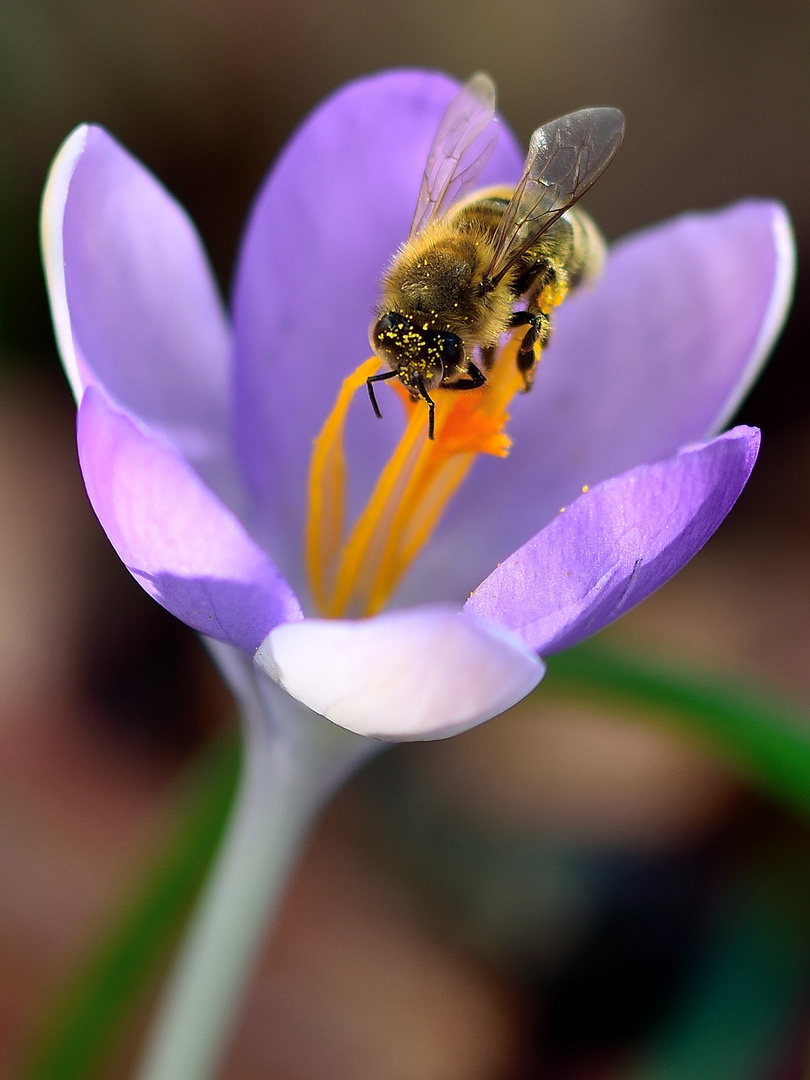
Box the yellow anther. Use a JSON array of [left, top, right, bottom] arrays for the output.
[[305, 356, 380, 613]]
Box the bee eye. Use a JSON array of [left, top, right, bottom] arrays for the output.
[[436, 332, 464, 367], [376, 312, 404, 336], [372, 312, 409, 356]]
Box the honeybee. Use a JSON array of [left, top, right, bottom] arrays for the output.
[[367, 73, 625, 439]]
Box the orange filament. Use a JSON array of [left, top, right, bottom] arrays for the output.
[[305, 338, 528, 618]]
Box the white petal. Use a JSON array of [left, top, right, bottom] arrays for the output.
[[256, 605, 544, 741]]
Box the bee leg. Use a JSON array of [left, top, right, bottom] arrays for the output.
[[367, 368, 399, 420], [508, 310, 550, 391], [415, 376, 436, 440], [449, 362, 487, 391]]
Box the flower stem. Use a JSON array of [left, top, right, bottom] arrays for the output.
[[135, 645, 376, 1080]]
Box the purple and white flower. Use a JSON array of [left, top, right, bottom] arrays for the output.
[[41, 71, 794, 742]]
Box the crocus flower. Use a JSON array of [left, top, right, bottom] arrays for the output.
[[41, 71, 793, 744], [40, 71, 794, 1080]]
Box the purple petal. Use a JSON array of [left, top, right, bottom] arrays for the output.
[[77, 387, 302, 652], [413, 200, 793, 604], [42, 125, 239, 503], [464, 426, 760, 655], [256, 605, 544, 740], [231, 70, 524, 590]]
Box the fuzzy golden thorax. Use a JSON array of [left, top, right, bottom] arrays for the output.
[[377, 219, 516, 351]]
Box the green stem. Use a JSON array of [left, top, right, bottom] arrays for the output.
[[135, 645, 376, 1080]]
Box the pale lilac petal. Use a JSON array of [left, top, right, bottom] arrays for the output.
[[412, 201, 793, 604], [43, 124, 239, 503], [231, 71, 524, 591], [77, 387, 302, 652], [464, 426, 759, 654], [256, 605, 544, 740]]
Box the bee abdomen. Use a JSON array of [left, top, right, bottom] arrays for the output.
[[561, 207, 607, 288]]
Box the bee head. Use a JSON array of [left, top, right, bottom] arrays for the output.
[[371, 312, 464, 392]]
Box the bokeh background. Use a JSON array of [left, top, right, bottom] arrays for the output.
[[1, 2, 809, 1077]]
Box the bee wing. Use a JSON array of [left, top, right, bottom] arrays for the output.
[[484, 107, 625, 284], [409, 72, 499, 239]]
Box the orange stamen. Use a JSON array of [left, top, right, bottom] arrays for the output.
[[305, 337, 530, 618]]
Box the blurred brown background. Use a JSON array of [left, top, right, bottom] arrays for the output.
[[1, 2, 809, 1078]]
